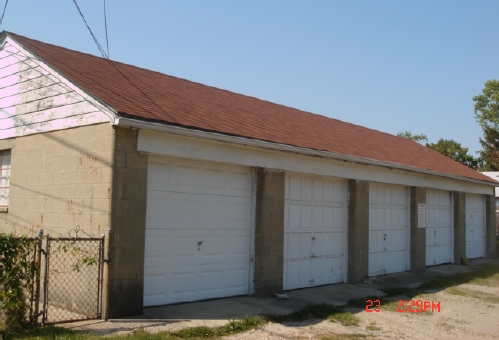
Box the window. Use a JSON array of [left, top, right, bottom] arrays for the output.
[[0, 150, 11, 208]]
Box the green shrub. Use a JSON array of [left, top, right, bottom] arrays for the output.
[[0, 233, 39, 338]]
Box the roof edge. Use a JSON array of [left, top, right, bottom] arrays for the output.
[[114, 117, 497, 187]]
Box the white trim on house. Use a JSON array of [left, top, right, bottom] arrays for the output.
[[133, 126, 493, 195]]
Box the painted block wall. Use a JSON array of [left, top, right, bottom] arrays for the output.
[[0, 123, 115, 236]]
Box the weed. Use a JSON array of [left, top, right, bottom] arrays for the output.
[[319, 333, 369, 339], [445, 287, 499, 303], [366, 322, 381, 331], [266, 304, 360, 327]]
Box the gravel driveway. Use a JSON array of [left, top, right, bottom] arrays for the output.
[[224, 278, 499, 339]]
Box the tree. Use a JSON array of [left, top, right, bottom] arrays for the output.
[[426, 139, 479, 170], [397, 131, 428, 144], [473, 79, 499, 171]]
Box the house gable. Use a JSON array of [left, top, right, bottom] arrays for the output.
[[0, 36, 116, 139]]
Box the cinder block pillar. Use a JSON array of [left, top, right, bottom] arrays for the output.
[[453, 192, 466, 264], [347, 179, 369, 283], [254, 168, 284, 296], [106, 127, 148, 318], [485, 194, 498, 259], [410, 187, 426, 272]]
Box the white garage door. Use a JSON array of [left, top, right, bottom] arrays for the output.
[[283, 173, 347, 290], [466, 194, 486, 259], [144, 157, 253, 306], [369, 183, 409, 276], [426, 190, 453, 266]]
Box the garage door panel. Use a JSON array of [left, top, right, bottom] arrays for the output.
[[149, 159, 251, 197], [284, 173, 347, 290], [288, 204, 301, 229], [323, 207, 334, 227], [369, 253, 384, 276], [301, 205, 313, 228], [284, 260, 300, 289], [144, 158, 251, 306], [324, 181, 335, 202], [386, 230, 406, 252], [385, 250, 406, 273], [301, 178, 313, 201], [284, 232, 302, 257], [426, 189, 452, 266], [369, 230, 383, 253], [369, 183, 409, 276], [333, 207, 345, 226], [466, 194, 485, 259], [312, 179, 324, 202], [318, 231, 334, 256], [312, 206, 323, 228]]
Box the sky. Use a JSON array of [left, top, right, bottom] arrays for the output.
[[2, 1, 498, 155]]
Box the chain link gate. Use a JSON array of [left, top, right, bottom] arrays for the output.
[[39, 227, 105, 325]]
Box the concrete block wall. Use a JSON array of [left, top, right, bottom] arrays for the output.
[[347, 179, 369, 283], [410, 187, 426, 272], [453, 192, 466, 263], [254, 168, 284, 296], [106, 126, 148, 318], [0, 123, 115, 236]]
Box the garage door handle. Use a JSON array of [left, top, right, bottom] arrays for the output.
[[197, 241, 203, 251]]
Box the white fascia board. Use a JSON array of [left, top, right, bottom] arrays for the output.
[[115, 117, 496, 188], [3, 35, 117, 122]]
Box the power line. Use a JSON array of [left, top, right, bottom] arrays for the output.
[[0, 0, 9, 25], [104, 0, 109, 58], [71, 0, 108, 59]]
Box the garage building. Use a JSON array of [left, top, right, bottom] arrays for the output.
[[0, 31, 497, 317]]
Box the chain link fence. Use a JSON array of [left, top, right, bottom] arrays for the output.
[[42, 230, 104, 324]]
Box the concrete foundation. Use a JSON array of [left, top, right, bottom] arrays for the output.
[[254, 168, 284, 296], [347, 179, 369, 283], [485, 194, 498, 259], [410, 187, 426, 271], [453, 192, 466, 264]]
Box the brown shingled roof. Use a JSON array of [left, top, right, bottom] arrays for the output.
[[5, 31, 496, 184]]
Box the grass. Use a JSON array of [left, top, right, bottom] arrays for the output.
[[266, 303, 359, 327], [444, 286, 499, 304], [6, 316, 265, 340]]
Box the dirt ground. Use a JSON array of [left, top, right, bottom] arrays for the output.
[[224, 282, 499, 340]]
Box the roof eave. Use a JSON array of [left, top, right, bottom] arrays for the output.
[[114, 117, 497, 188]]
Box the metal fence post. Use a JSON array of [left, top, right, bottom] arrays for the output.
[[102, 229, 111, 320], [41, 234, 49, 326], [33, 229, 43, 327]]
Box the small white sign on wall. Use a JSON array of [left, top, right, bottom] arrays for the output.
[[418, 203, 426, 228]]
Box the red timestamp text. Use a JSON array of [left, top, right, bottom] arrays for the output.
[[365, 299, 441, 313], [397, 300, 440, 313]]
